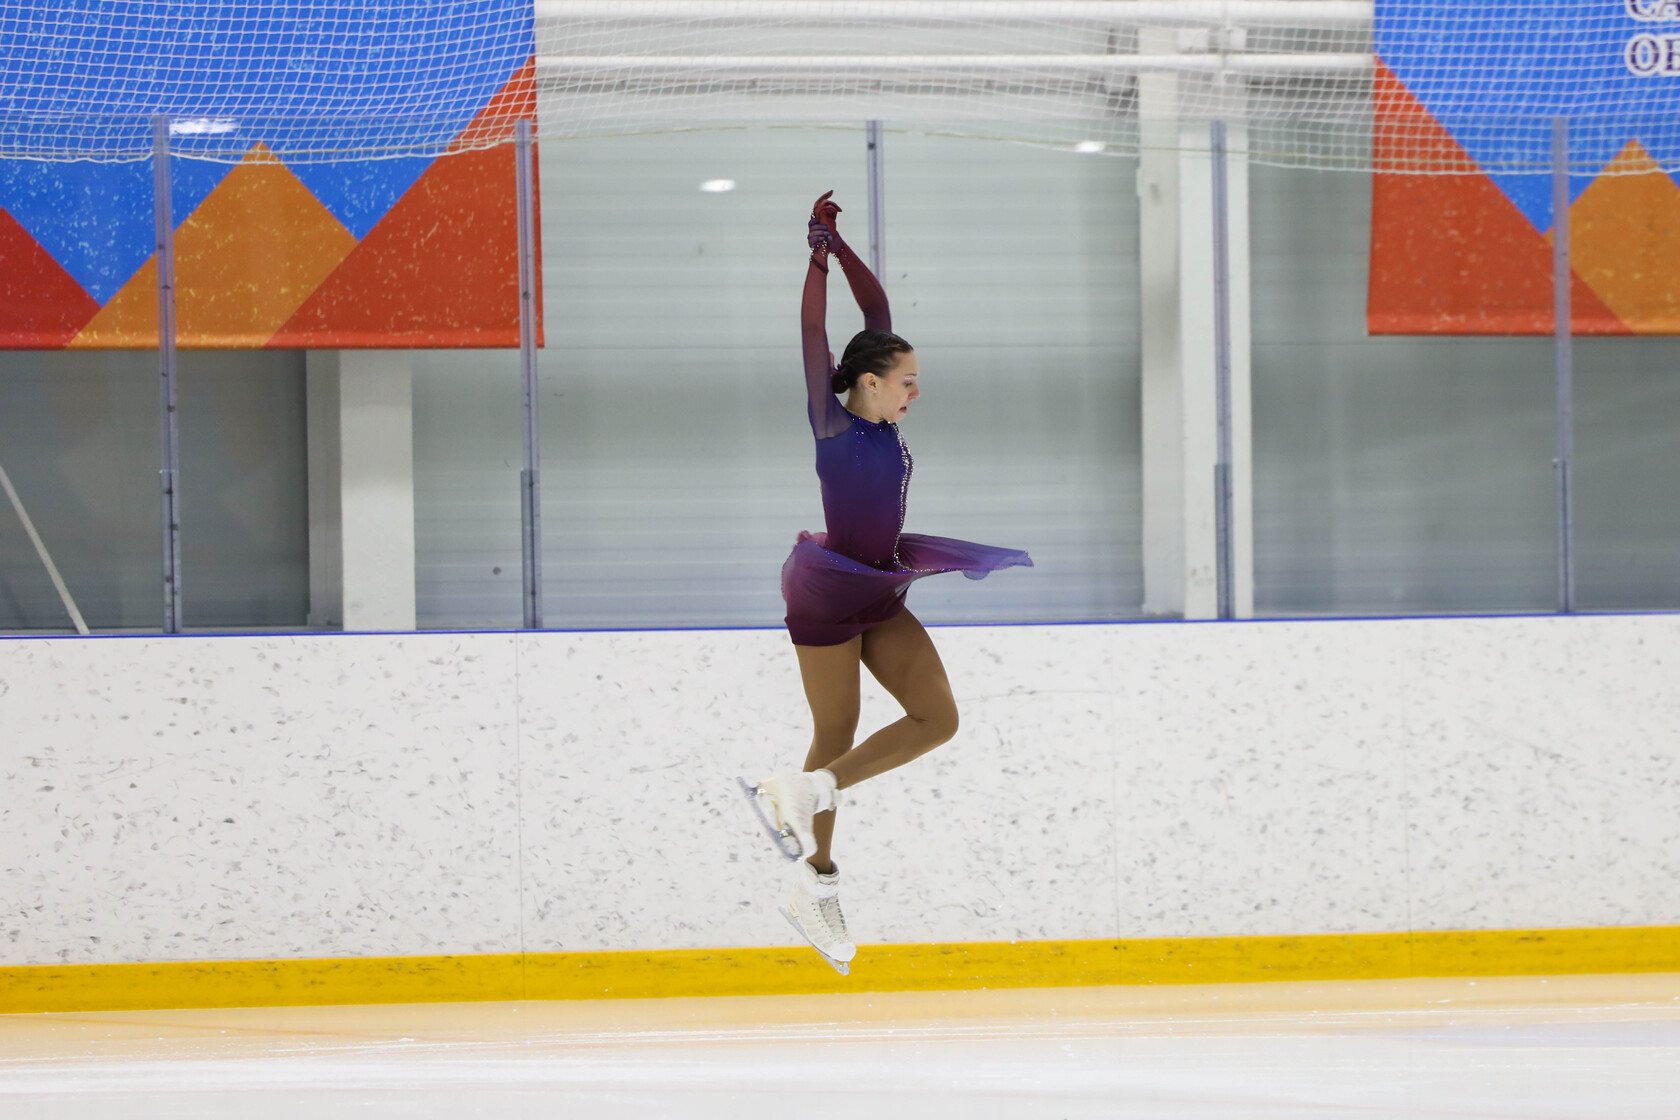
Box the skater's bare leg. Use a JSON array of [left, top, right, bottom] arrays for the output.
[[825, 608, 958, 790], [793, 635, 861, 873]]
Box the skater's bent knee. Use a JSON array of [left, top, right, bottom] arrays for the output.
[[913, 704, 959, 746], [935, 706, 959, 744]]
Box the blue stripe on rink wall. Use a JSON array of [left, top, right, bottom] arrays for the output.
[[7, 606, 1680, 643]]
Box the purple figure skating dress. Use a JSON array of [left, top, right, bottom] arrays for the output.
[[781, 233, 1032, 646]]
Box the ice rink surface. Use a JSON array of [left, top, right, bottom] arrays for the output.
[[5, 973, 1680, 1119]]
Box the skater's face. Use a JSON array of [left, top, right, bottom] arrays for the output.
[[863, 351, 919, 421]]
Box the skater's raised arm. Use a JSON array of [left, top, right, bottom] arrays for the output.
[[828, 226, 891, 335], [803, 191, 853, 439]]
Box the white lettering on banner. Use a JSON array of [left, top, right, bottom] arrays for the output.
[[1627, 0, 1680, 20], [1626, 32, 1680, 74]]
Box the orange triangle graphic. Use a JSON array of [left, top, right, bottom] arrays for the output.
[[1566, 139, 1680, 335], [270, 62, 540, 349], [174, 142, 357, 347], [71, 143, 358, 349], [1369, 62, 1630, 336], [67, 258, 159, 349]]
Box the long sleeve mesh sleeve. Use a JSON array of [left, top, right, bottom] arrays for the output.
[[801, 255, 852, 440], [832, 237, 891, 334], [802, 232, 893, 440]]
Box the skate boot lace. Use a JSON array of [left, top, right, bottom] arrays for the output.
[[817, 894, 849, 944]]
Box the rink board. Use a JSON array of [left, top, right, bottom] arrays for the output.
[[3, 615, 1680, 1011]]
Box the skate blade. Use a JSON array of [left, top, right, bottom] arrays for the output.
[[779, 905, 851, 976], [737, 776, 802, 861]]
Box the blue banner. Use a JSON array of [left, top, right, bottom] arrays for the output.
[[0, 0, 533, 162], [1377, 1, 1680, 230]]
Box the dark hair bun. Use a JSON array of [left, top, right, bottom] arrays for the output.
[[832, 329, 913, 394]]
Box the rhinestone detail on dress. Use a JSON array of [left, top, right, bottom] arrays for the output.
[[890, 422, 926, 572]]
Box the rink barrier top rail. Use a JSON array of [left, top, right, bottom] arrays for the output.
[[3, 607, 1680, 643]]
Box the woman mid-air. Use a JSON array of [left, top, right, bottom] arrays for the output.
[[745, 191, 1031, 974]]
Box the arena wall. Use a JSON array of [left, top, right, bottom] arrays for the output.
[[3, 615, 1679, 970]]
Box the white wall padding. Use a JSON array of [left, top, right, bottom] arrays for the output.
[[3, 616, 1678, 966]]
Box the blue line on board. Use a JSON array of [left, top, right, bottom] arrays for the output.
[[2, 608, 1677, 642]]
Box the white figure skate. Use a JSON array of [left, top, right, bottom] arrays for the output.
[[738, 771, 820, 862], [781, 859, 856, 975]]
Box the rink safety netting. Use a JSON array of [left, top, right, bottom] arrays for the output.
[[2, 1, 1679, 174], [0, 0, 534, 162]]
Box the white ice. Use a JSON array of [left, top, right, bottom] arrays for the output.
[[4, 973, 1680, 1119]]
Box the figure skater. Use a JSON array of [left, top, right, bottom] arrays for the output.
[[743, 190, 1032, 973]]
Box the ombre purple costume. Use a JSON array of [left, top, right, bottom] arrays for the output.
[[781, 229, 1032, 646]]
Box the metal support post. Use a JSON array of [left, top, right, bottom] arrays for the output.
[[1552, 116, 1575, 614], [1210, 120, 1235, 621], [153, 115, 183, 634], [865, 120, 886, 278], [516, 119, 544, 630]]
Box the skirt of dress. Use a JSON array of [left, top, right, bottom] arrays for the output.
[[781, 530, 1034, 646]]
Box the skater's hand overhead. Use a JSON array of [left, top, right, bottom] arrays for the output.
[[809, 190, 841, 252], [811, 190, 841, 229]]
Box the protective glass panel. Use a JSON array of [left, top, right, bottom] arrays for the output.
[[440, 123, 1144, 630], [1251, 164, 1680, 616], [0, 349, 307, 631]]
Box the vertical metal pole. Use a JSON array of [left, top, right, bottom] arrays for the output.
[[153, 115, 183, 634], [516, 119, 544, 630], [1210, 120, 1235, 622], [865, 120, 885, 278], [1552, 116, 1575, 614]]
